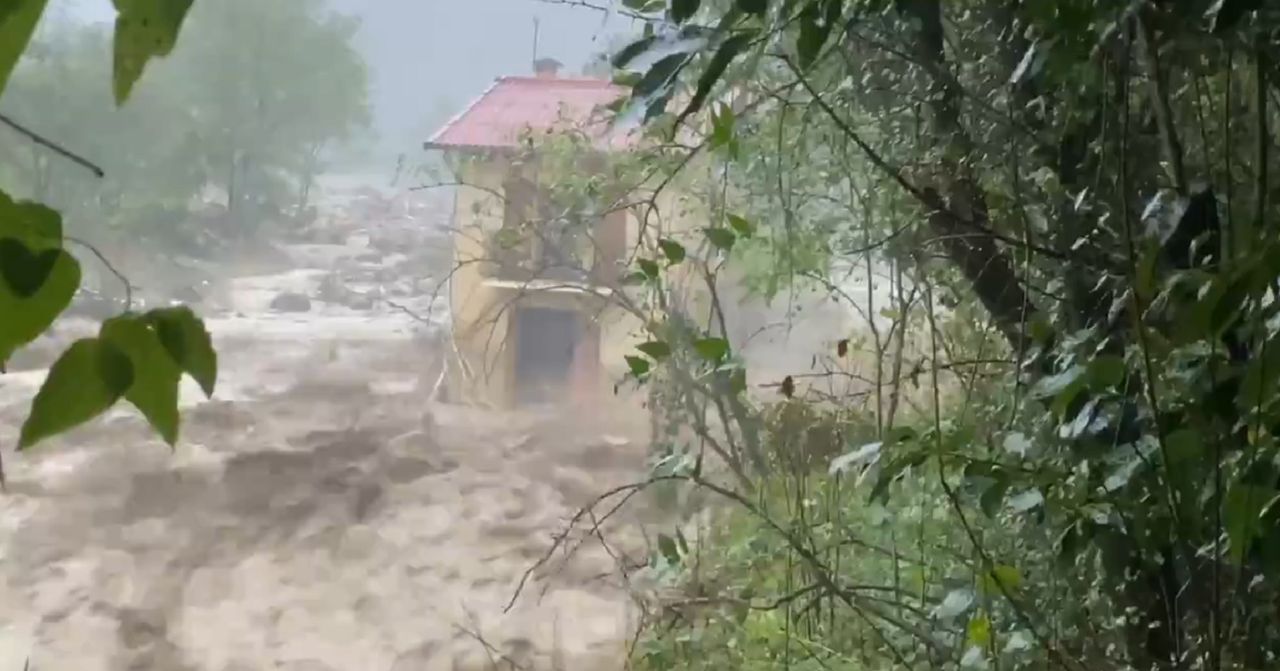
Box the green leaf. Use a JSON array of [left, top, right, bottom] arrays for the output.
[[729, 367, 747, 394], [693, 337, 729, 362], [657, 533, 681, 564], [710, 103, 736, 152], [111, 0, 195, 104], [0, 0, 48, 95], [979, 564, 1022, 596], [979, 476, 1009, 518], [612, 36, 656, 69], [625, 355, 651, 377], [796, 0, 839, 70], [0, 239, 61, 297], [0, 247, 81, 366], [637, 340, 672, 359], [967, 612, 991, 647], [100, 316, 182, 445], [1086, 355, 1126, 390], [704, 227, 736, 251], [1225, 482, 1276, 565], [671, 0, 700, 23], [658, 238, 686, 264], [0, 191, 63, 251], [634, 53, 686, 98], [19, 338, 133, 450], [146, 306, 217, 397], [676, 31, 754, 125], [737, 0, 767, 15], [727, 214, 754, 237], [638, 258, 661, 280]]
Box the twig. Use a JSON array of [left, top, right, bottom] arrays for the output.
[[64, 236, 133, 310], [0, 112, 105, 178]]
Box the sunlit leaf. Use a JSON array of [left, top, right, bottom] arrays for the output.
[[727, 214, 754, 237], [19, 338, 133, 450], [101, 315, 182, 445], [0, 0, 48, 95], [111, 0, 195, 103], [967, 612, 991, 647], [979, 564, 1022, 596]]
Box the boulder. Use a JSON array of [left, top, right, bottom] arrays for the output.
[[269, 291, 312, 313]]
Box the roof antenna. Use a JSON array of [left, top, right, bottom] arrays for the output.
[[532, 17, 540, 65]]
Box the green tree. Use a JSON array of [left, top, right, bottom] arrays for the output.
[[0, 0, 217, 472], [162, 0, 370, 233], [548, 1, 1280, 670]]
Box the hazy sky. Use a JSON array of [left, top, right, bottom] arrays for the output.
[[61, 0, 637, 162]]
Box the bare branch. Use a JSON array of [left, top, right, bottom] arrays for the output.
[[0, 112, 105, 178]]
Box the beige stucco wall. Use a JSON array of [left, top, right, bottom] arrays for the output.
[[445, 157, 652, 408]]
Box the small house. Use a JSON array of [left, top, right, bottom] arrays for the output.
[[426, 59, 662, 409]]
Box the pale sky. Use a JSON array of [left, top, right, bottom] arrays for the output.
[[57, 0, 637, 161]]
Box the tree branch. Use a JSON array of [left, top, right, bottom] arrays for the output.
[[0, 112, 104, 178]]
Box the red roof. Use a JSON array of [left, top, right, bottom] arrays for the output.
[[426, 76, 631, 151]]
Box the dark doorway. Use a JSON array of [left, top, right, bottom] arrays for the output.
[[513, 306, 579, 404]]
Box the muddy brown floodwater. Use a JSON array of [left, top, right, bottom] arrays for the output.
[[0, 231, 658, 670]]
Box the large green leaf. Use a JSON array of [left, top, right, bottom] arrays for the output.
[[676, 31, 754, 126], [658, 238, 687, 264], [111, 0, 194, 104], [0, 191, 63, 251], [101, 315, 182, 445], [693, 337, 729, 362], [0, 247, 81, 366], [796, 0, 840, 70], [612, 36, 657, 69], [19, 338, 134, 450], [1225, 482, 1278, 565], [0, 0, 47, 95], [145, 305, 217, 397]]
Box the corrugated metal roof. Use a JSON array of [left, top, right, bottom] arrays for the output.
[[425, 76, 631, 151]]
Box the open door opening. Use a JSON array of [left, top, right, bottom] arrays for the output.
[[513, 306, 579, 405]]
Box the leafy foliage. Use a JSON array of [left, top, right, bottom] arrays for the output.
[[1, 0, 222, 459], [586, 0, 1280, 669]]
